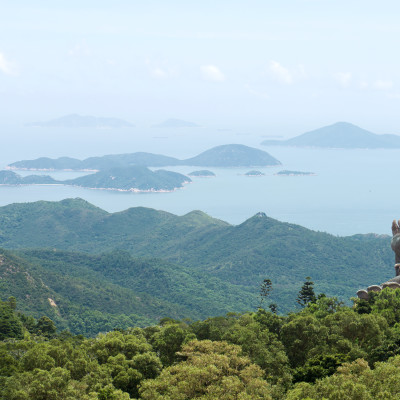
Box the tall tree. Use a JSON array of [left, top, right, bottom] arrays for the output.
[[297, 277, 316, 307], [258, 279, 272, 310]]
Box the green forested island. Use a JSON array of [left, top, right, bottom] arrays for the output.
[[261, 121, 400, 149], [0, 167, 191, 192], [0, 170, 57, 185], [187, 170, 216, 177], [7, 144, 281, 170]]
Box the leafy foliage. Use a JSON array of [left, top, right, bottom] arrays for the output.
[[0, 199, 394, 316], [2, 289, 400, 399]]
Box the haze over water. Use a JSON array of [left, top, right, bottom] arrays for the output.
[[2, 2, 400, 237], [1, 125, 398, 237]]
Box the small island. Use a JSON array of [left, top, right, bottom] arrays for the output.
[[244, 170, 265, 176], [274, 170, 315, 176], [0, 167, 191, 192], [187, 170, 216, 177], [0, 170, 57, 185]]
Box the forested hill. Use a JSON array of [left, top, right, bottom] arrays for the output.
[[7, 144, 281, 170], [0, 199, 394, 317], [0, 248, 253, 336]]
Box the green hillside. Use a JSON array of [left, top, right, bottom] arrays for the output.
[[0, 199, 394, 315], [65, 166, 191, 191], [0, 167, 190, 192], [1, 248, 254, 336], [0, 170, 56, 185], [8, 144, 281, 170], [184, 144, 281, 166]]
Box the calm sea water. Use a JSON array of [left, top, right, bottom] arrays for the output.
[[1, 124, 399, 236]]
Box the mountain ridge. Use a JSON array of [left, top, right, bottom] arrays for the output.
[[0, 199, 393, 316], [7, 144, 281, 170], [261, 122, 400, 148]]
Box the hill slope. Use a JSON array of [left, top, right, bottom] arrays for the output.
[[0, 167, 191, 192], [184, 144, 281, 167], [8, 144, 281, 170], [261, 122, 400, 148], [6, 248, 253, 336], [0, 199, 393, 313], [65, 166, 191, 191]]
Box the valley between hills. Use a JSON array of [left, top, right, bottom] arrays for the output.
[[0, 198, 392, 336]]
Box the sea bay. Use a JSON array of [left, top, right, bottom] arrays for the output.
[[1, 124, 399, 236]]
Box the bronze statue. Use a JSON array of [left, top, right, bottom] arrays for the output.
[[356, 219, 400, 300], [391, 220, 400, 276]]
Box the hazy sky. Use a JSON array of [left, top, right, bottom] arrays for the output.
[[1, 1, 400, 135]]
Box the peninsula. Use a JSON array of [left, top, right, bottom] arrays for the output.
[[0, 167, 190, 192]]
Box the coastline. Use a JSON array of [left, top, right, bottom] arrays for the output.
[[6, 166, 98, 172], [0, 182, 190, 193]]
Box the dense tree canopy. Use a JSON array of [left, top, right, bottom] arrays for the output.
[[2, 288, 400, 398]]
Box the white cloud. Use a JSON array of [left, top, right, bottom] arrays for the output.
[[152, 67, 168, 79], [334, 72, 352, 88], [374, 79, 393, 90], [200, 65, 225, 82], [269, 61, 293, 84], [0, 53, 17, 76]]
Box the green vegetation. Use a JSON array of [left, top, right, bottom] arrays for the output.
[[187, 170, 216, 177], [184, 144, 281, 167], [0, 167, 190, 192], [8, 144, 281, 170], [0, 248, 254, 336], [0, 199, 393, 318], [2, 288, 400, 399], [0, 171, 56, 185], [65, 166, 190, 191]]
